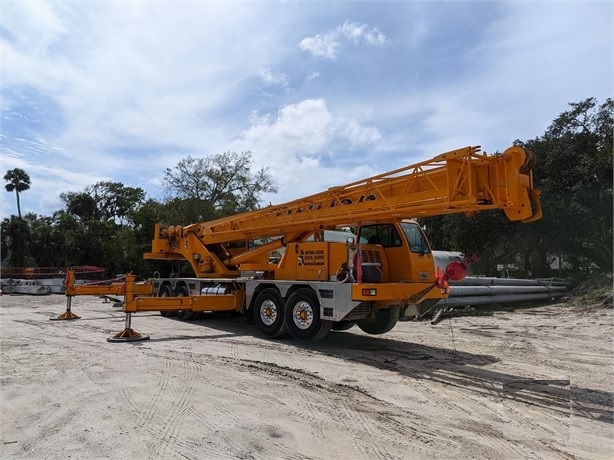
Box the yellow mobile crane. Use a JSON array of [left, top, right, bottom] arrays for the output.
[[65, 145, 542, 342]]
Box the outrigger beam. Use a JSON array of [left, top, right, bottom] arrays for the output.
[[53, 269, 153, 322]]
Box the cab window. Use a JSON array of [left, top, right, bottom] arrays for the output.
[[358, 224, 402, 247], [400, 221, 430, 253]]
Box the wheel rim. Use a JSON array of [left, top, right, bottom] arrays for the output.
[[259, 299, 279, 326], [292, 300, 314, 330]]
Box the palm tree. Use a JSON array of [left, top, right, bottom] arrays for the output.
[[4, 168, 31, 219]]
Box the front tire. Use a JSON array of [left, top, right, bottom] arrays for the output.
[[357, 306, 399, 335], [332, 321, 356, 331], [285, 289, 332, 342], [253, 288, 287, 338]]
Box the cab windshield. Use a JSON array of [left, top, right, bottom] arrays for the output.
[[358, 222, 430, 254], [400, 221, 430, 254], [358, 224, 401, 247]]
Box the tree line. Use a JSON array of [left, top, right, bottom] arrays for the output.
[[1, 152, 276, 277], [422, 98, 612, 279], [2, 98, 612, 281]]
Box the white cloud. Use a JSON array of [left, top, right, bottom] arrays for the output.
[[305, 71, 320, 82], [0, 147, 101, 218], [258, 67, 289, 89], [299, 21, 387, 59], [0, 2, 293, 217], [232, 98, 382, 203], [240, 99, 335, 155], [2, 2, 290, 150], [1, 1, 69, 58], [330, 117, 381, 148], [358, 2, 613, 159], [339, 21, 386, 47], [239, 98, 380, 156], [428, 2, 612, 151]]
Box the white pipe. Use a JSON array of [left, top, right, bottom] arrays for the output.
[[449, 285, 567, 296], [436, 292, 564, 308]]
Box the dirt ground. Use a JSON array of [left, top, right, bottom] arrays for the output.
[[0, 285, 612, 459]]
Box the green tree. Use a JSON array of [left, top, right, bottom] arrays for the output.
[[61, 182, 146, 225], [162, 151, 277, 224], [56, 182, 148, 275], [422, 211, 518, 276], [0, 216, 30, 266], [423, 98, 612, 278], [71, 220, 117, 268], [518, 97, 613, 275], [24, 214, 64, 267], [86, 181, 146, 224], [60, 192, 98, 225], [3, 168, 31, 219], [52, 211, 83, 266]]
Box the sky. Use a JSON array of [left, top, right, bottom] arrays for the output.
[[1, 0, 612, 220]]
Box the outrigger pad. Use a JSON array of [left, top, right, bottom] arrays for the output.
[[50, 311, 81, 321], [107, 328, 150, 343]]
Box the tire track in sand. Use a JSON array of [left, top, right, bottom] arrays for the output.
[[134, 359, 172, 431], [146, 350, 200, 458]]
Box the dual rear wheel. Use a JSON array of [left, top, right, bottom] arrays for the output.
[[253, 288, 333, 342], [253, 289, 287, 338], [285, 289, 333, 342], [253, 288, 399, 341]]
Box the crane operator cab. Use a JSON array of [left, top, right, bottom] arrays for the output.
[[356, 220, 436, 285]]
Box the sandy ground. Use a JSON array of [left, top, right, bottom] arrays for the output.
[[0, 292, 612, 459]]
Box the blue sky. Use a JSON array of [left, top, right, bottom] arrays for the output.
[[1, 1, 612, 220]]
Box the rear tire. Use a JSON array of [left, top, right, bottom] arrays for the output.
[[176, 286, 194, 321], [357, 306, 399, 335], [159, 285, 173, 317], [253, 288, 288, 338], [285, 289, 332, 342], [332, 321, 355, 331]]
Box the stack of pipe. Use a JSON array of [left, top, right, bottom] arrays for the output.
[[439, 277, 569, 308], [432, 251, 569, 308]]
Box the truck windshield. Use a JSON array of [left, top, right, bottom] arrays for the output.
[[358, 224, 402, 247], [400, 221, 430, 254]]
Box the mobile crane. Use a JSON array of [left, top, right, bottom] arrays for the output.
[[64, 145, 542, 342]]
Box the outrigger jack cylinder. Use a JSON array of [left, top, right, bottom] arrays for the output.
[[107, 312, 150, 343], [50, 296, 81, 321]]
